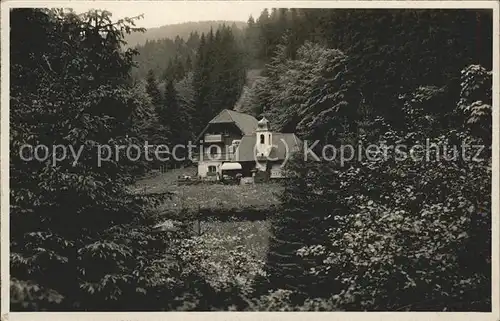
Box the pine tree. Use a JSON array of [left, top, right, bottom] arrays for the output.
[[244, 16, 260, 66], [145, 69, 162, 107], [192, 26, 246, 132], [162, 80, 180, 137], [173, 55, 186, 81], [175, 73, 196, 142], [185, 55, 193, 72], [9, 8, 174, 310], [262, 156, 344, 300], [192, 33, 211, 133], [186, 31, 200, 50]]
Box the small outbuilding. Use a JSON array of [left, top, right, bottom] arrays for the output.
[[221, 162, 243, 183]]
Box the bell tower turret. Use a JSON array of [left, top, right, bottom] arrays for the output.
[[255, 117, 272, 158]]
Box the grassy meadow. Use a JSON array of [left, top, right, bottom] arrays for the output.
[[133, 167, 280, 284], [134, 167, 283, 211]]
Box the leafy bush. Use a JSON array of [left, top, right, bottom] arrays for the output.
[[298, 145, 490, 310], [9, 8, 192, 311], [265, 64, 491, 311]]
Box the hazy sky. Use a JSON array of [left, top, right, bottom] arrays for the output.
[[72, 2, 268, 28]]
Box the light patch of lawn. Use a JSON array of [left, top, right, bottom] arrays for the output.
[[133, 167, 197, 194], [160, 184, 282, 211]]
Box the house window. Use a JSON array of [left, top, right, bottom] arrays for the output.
[[208, 165, 217, 173], [260, 134, 265, 144], [268, 134, 271, 142]]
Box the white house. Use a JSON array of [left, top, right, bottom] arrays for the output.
[[194, 109, 302, 180]]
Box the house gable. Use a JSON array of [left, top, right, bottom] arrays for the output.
[[195, 109, 258, 141]]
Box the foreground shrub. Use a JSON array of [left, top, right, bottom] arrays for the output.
[[9, 8, 196, 311], [265, 64, 492, 311]]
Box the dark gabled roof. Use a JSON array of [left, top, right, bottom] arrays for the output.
[[234, 133, 302, 162], [196, 109, 258, 141], [211, 109, 259, 135]]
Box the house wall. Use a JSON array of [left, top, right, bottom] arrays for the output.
[[205, 123, 241, 143], [196, 123, 248, 178], [198, 159, 283, 179], [203, 143, 225, 155], [202, 123, 243, 158], [223, 133, 242, 147], [197, 160, 222, 178]]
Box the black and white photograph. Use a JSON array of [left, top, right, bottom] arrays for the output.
[[1, 0, 499, 318]]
